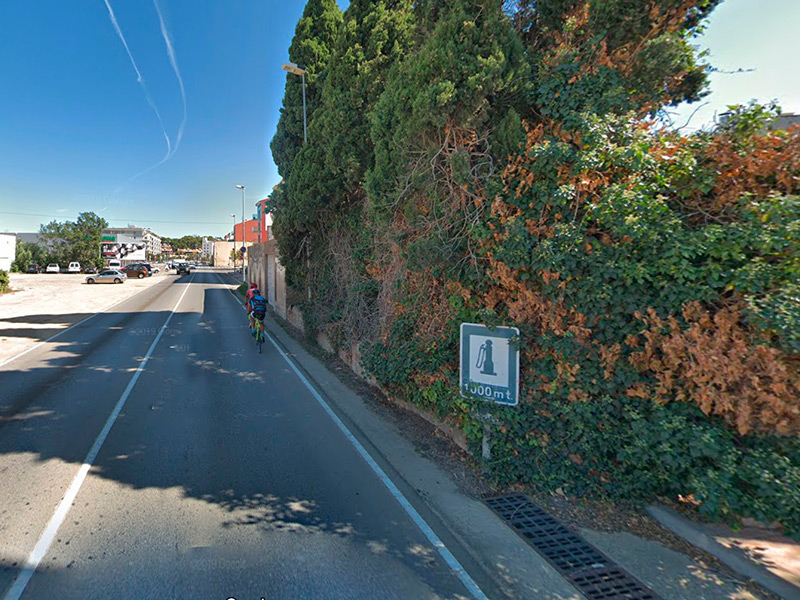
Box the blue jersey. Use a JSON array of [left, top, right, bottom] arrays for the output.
[[251, 294, 266, 310]]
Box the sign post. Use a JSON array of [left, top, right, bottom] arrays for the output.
[[460, 323, 520, 463]]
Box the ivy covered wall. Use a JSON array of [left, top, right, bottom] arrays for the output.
[[269, 0, 800, 534]]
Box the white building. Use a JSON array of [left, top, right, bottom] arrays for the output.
[[0, 233, 16, 271], [102, 227, 162, 258], [143, 229, 162, 256], [202, 237, 215, 260]]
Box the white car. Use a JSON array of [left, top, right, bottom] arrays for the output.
[[45, 264, 60, 273], [86, 270, 127, 284], [68, 262, 81, 273]]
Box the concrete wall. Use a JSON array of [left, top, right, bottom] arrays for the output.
[[212, 241, 234, 267], [212, 240, 252, 268], [245, 239, 303, 331]]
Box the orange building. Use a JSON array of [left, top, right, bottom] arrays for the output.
[[233, 218, 260, 244], [232, 197, 273, 245]]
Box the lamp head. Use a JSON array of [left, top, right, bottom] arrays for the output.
[[282, 62, 307, 76]]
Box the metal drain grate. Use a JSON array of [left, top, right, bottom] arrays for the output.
[[571, 567, 660, 599], [486, 494, 663, 600]]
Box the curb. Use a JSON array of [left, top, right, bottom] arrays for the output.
[[646, 505, 800, 600]]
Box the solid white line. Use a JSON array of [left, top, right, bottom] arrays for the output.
[[2, 276, 194, 600], [0, 277, 168, 369], [215, 273, 488, 600]]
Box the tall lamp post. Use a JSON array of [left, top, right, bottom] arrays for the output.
[[282, 62, 310, 300], [282, 62, 307, 144], [235, 184, 246, 283]]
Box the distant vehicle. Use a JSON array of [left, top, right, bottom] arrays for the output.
[[122, 264, 149, 279], [26, 264, 41, 274], [176, 262, 191, 275], [86, 270, 126, 284], [108, 259, 121, 269], [45, 264, 60, 273], [83, 265, 98, 274], [68, 262, 81, 273]]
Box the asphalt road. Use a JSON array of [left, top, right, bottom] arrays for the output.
[[0, 269, 484, 600]]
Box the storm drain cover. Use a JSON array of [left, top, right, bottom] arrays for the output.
[[486, 493, 663, 600]]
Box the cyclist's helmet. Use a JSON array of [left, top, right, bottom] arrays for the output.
[[249, 282, 258, 288]]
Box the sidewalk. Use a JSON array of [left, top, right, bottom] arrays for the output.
[[218, 270, 791, 600], [647, 505, 800, 600]]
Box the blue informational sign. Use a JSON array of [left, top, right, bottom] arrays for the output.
[[460, 323, 520, 406]]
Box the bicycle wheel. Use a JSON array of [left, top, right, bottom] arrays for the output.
[[256, 323, 263, 354]]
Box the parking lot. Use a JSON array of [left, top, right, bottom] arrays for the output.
[[0, 268, 170, 365]]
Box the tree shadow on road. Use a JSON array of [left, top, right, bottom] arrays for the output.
[[0, 282, 462, 599]]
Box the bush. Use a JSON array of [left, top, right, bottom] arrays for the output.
[[485, 396, 800, 535], [0, 269, 9, 293]]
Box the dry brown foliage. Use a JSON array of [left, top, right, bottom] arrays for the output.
[[539, 1, 702, 114], [707, 125, 800, 212], [629, 301, 800, 435]]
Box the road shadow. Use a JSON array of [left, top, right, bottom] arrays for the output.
[[0, 279, 457, 599]]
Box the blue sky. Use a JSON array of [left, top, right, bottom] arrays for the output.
[[0, 0, 797, 238]]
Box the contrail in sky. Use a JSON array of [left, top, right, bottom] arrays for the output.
[[102, 0, 172, 166], [104, 0, 187, 190], [153, 0, 187, 159]]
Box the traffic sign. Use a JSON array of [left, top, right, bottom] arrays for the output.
[[460, 323, 520, 406], [241, 246, 247, 253]]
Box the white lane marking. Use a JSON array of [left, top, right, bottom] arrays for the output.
[[0, 276, 169, 369], [215, 273, 489, 600], [2, 276, 194, 600]]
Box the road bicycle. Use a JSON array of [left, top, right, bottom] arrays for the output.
[[254, 316, 266, 353]]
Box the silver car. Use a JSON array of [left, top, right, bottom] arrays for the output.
[[86, 269, 127, 284]]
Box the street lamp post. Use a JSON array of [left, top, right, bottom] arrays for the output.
[[282, 62, 307, 144], [230, 213, 236, 270], [235, 185, 246, 283], [282, 62, 310, 301]]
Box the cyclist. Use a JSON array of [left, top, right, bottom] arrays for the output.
[[248, 287, 267, 337], [245, 282, 258, 305]]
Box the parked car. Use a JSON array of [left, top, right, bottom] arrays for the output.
[[140, 262, 154, 276], [68, 262, 81, 273], [108, 259, 121, 269], [83, 265, 98, 274], [86, 270, 127, 284], [26, 264, 40, 274], [45, 264, 60, 273], [122, 264, 149, 279]]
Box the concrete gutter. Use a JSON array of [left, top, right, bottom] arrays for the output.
[[646, 505, 800, 600]]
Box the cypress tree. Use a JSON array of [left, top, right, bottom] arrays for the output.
[[270, 0, 342, 181], [367, 0, 529, 223]]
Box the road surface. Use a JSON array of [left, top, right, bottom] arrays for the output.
[[0, 269, 492, 600]]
